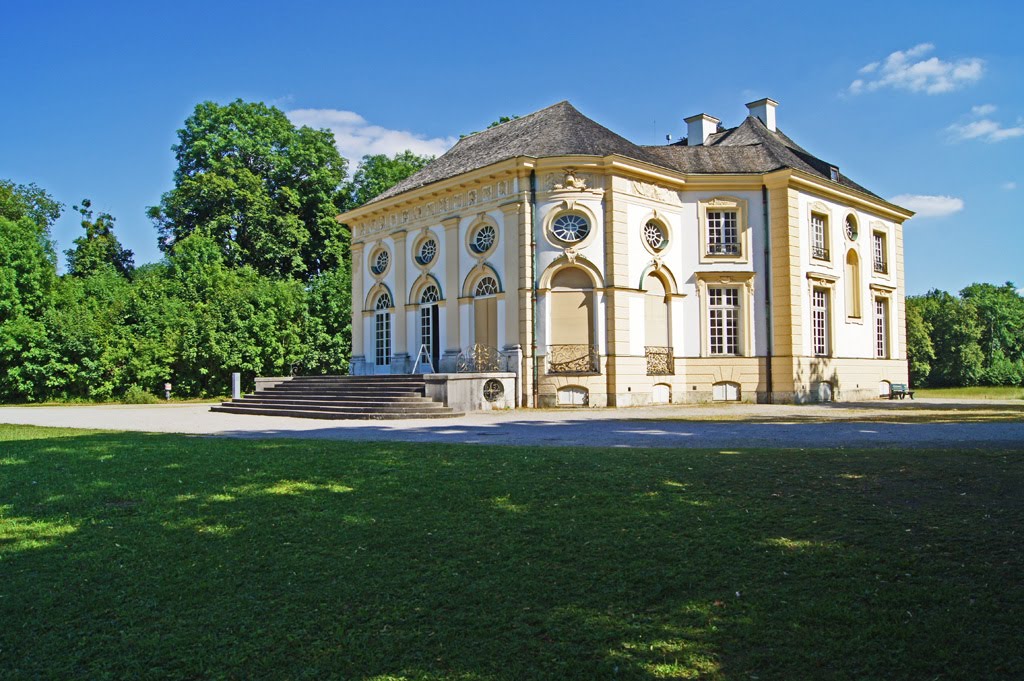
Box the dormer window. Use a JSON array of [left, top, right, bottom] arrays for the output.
[[829, 166, 840, 182]]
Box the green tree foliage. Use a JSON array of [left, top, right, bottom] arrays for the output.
[[960, 282, 1024, 385], [65, 199, 135, 277], [302, 264, 352, 374], [910, 290, 984, 387], [908, 284, 1024, 387], [0, 131, 440, 402], [148, 100, 349, 279], [0, 182, 61, 401], [461, 115, 520, 139], [905, 298, 935, 387], [343, 151, 433, 208], [0, 179, 62, 232]]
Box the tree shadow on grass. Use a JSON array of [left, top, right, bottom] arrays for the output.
[[2, 431, 1023, 679]]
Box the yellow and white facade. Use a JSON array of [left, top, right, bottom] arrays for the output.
[[339, 99, 913, 406]]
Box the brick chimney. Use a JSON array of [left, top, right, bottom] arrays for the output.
[[745, 98, 778, 132], [684, 113, 720, 146]]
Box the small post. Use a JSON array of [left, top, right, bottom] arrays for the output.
[[164, 382, 172, 401], [232, 372, 241, 400]]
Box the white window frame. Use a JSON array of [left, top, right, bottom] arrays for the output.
[[699, 197, 750, 264], [875, 297, 889, 359], [872, 231, 887, 275], [811, 213, 829, 261], [812, 288, 830, 356], [708, 287, 740, 356]]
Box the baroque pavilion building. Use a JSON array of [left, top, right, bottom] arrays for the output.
[[337, 98, 913, 407]]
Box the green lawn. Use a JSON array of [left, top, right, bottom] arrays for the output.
[[914, 385, 1024, 400], [2, 425, 1022, 680]]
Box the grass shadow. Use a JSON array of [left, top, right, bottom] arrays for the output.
[[2, 426, 1023, 679]]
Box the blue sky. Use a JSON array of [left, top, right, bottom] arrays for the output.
[[2, 0, 1021, 294]]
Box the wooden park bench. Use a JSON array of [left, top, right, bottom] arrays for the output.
[[889, 383, 915, 400]]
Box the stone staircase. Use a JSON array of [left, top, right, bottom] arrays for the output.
[[210, 375, 463, 420]]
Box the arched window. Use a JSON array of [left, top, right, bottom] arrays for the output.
[[374, 292, 392, 367], [644, 273, 672, 375], [475, 276, 499, 296], [419, 285, 440, 371], [845, 249, 861, 318], [548, 267, 597, 373], [420, 285, 440, 304], [473, 276, 499, 348]]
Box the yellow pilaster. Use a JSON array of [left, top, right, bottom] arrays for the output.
[[350, 242, 365, 360], [392, 231, 408, 362], [442, 216, 461, 356]]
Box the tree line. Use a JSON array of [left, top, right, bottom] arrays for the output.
[[0, 100, 430, 402], [907, 284, 1024, 388]]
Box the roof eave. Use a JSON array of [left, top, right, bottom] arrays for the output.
[[769, 169, 915, 221], [337, 156, 538, 223]]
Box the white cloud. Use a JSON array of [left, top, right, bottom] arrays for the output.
[[286, 108, 457, 166], [849, 43, 984, 95], [1002, 181, 1017, 190], [890, 194, 964, 218], [971, 104, 997, 116], [947, 114, 1024, 143]]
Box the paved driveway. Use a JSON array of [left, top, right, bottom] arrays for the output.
[[2, 399, 1022, 449]]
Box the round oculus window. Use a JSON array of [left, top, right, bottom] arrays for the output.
[[470, 225, 496, 254], [643, 221, 667, 251], [416, 239, 437, 265], [845, 216, 858, 241], [552, 214, 590, 243], [370, 250, 389, 275]]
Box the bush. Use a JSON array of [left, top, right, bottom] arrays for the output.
[[122, 384, 160, 404]]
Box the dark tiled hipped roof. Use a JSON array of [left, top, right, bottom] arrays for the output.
[[644, 116, 880, 198], [366, 101, 881, 205], [370, 101, 663, 204]]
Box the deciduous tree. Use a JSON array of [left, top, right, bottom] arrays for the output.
[[65, 199, 135, 277], [148, 100, 349, 279], [343, 151, 433, 208]]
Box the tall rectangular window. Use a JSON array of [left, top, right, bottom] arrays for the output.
[[375, 311, 391, 366], [420, 306, 434, 361], [812, 288, 830, 356], [708, 287, 740, 355], [707, 211, 739, 255], [811, 213, 829, 260], [873, 232, 887, 274], [875, 298, 889, 358]]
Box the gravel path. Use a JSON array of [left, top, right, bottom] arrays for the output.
[[2, 399, 1022, 449]]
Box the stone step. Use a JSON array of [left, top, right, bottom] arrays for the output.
[[245, 394, 432, 404], [210, 405, 463, 420], [213, 373, 457, 420], [259, 389, 427, 399], [224, 398, 450, 412]]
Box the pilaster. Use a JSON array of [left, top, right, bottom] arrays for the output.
[[768, 184, 802, 393], [442, 216, 462, 361], [350, 242, 365, 360], [392, 231, 408, 364], [603, 180, 631, 401], [500, 201, 523, 351]]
